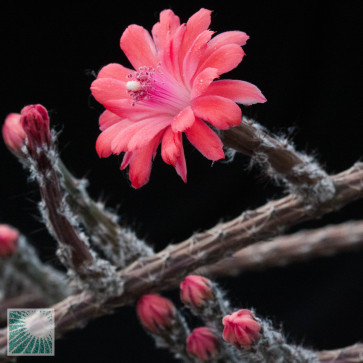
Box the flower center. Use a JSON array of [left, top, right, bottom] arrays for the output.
[[127, 66, 190, 113]]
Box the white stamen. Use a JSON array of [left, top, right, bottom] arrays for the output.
[[126, 80, 142, 92]]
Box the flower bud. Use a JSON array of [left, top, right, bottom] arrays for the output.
[[222, 309, 261, 349], [20, 104, 51, 151], [187, 327, 220, 361], [2, 113, 26, 156], [136, 294, 176, 333], [180, 275, 213, 308], [0, 224, 19, 257]]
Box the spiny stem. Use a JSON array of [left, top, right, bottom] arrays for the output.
[[221, 117, 336, 203], [57, 160, 153, 268], [317, 343, 363, 362], [199, 220, 363, 277], [0, 162, 358, 348], [25, 137, 122, 296], [3, 235, 71, 304]]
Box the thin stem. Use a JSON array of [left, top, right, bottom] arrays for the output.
[[57, 161, 153, 268], [317, 343, 363, 362], [25, 141, 122, 296], [0, 163, 362, 353], [221, 118, 336, 202], [199, 220, 363, 277]]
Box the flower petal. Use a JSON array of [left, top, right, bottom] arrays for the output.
[[175, 139, 187, 182], [152, 9, 180, 52], [127, 117, 171, 151], [97, 63, 134, 81], [91, 78, 128, 104], [104, 99, 164, 121], [161, 25, 186, 83], [185, 118, 224, 161], [96, 121, 132, 158], [161, 127, 182, 166], [190, 67, 219, 99], [180, 8, 212, 60], [121, 151, 132, 169], [204, 80, 267, 105], [128, 133, 162, 188], [207, 31, 249, 49], [111, 117, 170, 154], [182, 30, 214, 84], [191, 95, 241, 129], [171, 106, 195, 132], [120, 25, 158, 69], [197, 44, 244, 76], [99, 110, 123, 131]]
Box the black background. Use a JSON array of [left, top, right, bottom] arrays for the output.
[[1, 1, 362, 362]]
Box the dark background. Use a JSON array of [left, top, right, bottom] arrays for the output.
[[1, 0, 362, 362]]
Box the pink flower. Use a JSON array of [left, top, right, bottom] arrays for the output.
[[91, 8, 266, 188], [0, 224, 19, 257], [180, 275, 213, 308], [222, 309, 261, 349], [187, 327, 220, 361], [2, 113, 26, 156], [136, 294, 176, 333]]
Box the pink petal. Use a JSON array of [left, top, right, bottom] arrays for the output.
[[161, 127, 182, 166], [127, 117, 171, 151], [99, 110, 123, 131], [91, 78, 128, 104], [185, 118, 225, 161], [171, 106, 195, 132], [161, 25, 186, 83], [190, 67, 219, 99], [128, 133, 162, 188], [183, 9, 212, 45], [104, 99, 163, 121], [180, 9, 212, 62], [207, 31, 249, 49], [120, 151, 132, 169], [97, 63, 134, 81], [197, 44, 244, 76], [111, 117, 170, 154], [152, 9, 180, 51], [204, 80, 267, 105], [175, 141, 187, 182], [120, 25, 158, 69], [191, 95, 241, 129], [96, 121, 131, 158], [182, 30, 214, 84]]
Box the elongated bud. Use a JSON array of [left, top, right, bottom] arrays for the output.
[[0, 224, 19, 257], [20, 104, 51, 151], [187, 327, 220, 361], [136, 294, 176, 333], [180, 275, 213, 308], [2, 113, 26, 156], [222, 309, 261, 349]]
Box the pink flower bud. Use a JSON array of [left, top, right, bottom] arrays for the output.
[[187, 327, 220, 361], [20, 104, 51, 150], [2, 113, 26, 155], [0, 224, 19, 257], [136, 294, 176, 333], [222, 309, 261, 349], [180, 275, 213, 308]]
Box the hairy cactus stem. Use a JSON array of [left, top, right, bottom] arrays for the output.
[[221, 117, 336, 203]]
